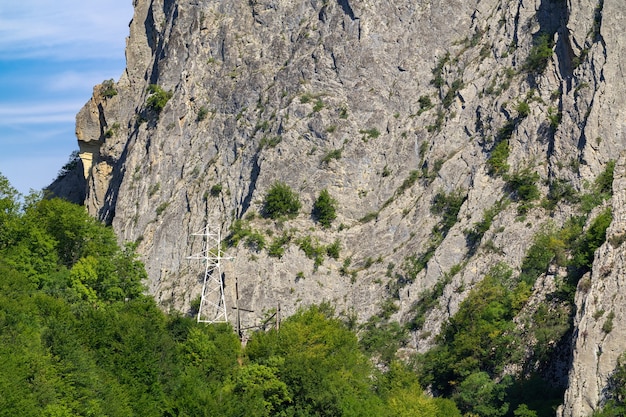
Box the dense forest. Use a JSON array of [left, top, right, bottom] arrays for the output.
[[1, 171, 625, 416]]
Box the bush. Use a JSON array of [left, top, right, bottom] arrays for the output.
[[196, 106, 209, 122], [547, 106, 562, 130], [524, 33, 554, 74], [519, 230, 562, 285], [431, 53, 450, 88], [262, 182, 301, 219], [312, 189, 337, 228], [571, 208, 612, 269], [506, 168, 540, 202], [487, 140, 510, 176], [210, 184, 223, 197], [443, 79, 463, 108], [418, 95, 434, 114], [56, 150, 81, 180], [431, 189, 466, 235], [267, 232, 292, 258], [326, 239, 341, 259], [360, 128, 380, 140], [320, 149, 342, 164], [146, 84, 173, 113], [101, 79, 117, 98], [516, 101, 530, 118], [359, 127, 380, 142]]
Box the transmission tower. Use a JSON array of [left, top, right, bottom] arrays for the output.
[[187, 224, 232, 323]]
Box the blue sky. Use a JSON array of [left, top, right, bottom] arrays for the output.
[[0, 1, 134, 195]]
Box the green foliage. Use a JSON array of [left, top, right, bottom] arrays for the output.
[[431, 189, 466, 235], [320, 148, 342, 164], [244, 305, 382, 415], [196, 105, 209, 121], [101, 79, 117, 98], [426, 109, 445, 132], [312, 189, 337, 228], [296, 235, 326, 268], [148, 182, 160, 197], [532, 302, 571, 362], [397, 170, 420, 195], [156, 202, 169, 216], [519, 229, 563, 285], [263, 181, 301, 219], [547, 106, 562, 130], [406, 274, 451, 331], [542, 178, 579, 210], [359, 316, 407, 364], [104, 122, 121, 138], [258, 136, 282, 150], [312, 99, 325, 112], [465, 199, 507, 250], [0, 175, 461, 417], [580, 160, 615, 213], [506, 376, 564, 417], [571, 208, 612, 270], [596, 159, 615, 196], [326, 239, 341, 259], [146, 84, 173, 113], [255, 120, 270, 133], [418, 263, 521, 396], [226, 219, 266, 251], [360, 128, 381, 140], [431, 53, 450, 88], [516, 101, 530, 118], [505, 168, 540, 213], [210, 183, 223, 196], [524, 33, 554, 74], [418, 95, 434, 114], [55, 150, 81, 180], [487, 140, 510, 176], [454, 372, 511, 417], [359, 211, 379, 223], [268, 231, 292, 258], [442, 79, 463, 108]]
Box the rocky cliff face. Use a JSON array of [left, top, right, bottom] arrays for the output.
[[52, 0, 626, 414]]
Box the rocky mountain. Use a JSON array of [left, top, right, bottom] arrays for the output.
[[51, 0, 626, 414]]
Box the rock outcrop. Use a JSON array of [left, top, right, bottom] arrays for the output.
[[51, 0, 626, 413]]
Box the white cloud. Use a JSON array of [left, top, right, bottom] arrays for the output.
[[0, 102, 84, 125], [0, 0, 134, 60], [45, 70, 121, 93]]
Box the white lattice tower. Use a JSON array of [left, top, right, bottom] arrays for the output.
[[187, 224, 232, 323]]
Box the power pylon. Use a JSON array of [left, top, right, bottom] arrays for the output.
[[187, 224, 232, 323]]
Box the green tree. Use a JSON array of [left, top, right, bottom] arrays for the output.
[[262, 181, 301, 219], [419, 264, 519, 395], [454, 372, 510, 417], [146, 84, 173, 113], [524, 33, 554, 74], [312, 189, 337, 228]]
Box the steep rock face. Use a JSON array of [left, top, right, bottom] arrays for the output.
[[559, 154, 626, 417], [52, 0, 626, 413]]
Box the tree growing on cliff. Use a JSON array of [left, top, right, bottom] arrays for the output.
[[146, 84, 173, 114], [312, 189, 337, 228], [263, 181, 301, 219]]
